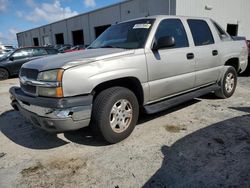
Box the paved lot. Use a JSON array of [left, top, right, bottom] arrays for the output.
[[0, 75, 250, 188]]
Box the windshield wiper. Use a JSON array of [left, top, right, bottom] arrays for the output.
[[88, 45, 131, 49], [100, 45, 118, 48]]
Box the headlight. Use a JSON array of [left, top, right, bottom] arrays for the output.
[[38, 69, 63, 82], [37, 69, 64, 98]]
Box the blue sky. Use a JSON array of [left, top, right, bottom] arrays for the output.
[[0, 0, 122, 46]]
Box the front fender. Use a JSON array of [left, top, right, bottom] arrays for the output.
[[62, 54, 147, 97]]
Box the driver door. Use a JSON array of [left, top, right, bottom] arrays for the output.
[[8, 48, 32, 75], [146, 18, 196, 102]]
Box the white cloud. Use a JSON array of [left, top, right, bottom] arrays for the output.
[[25, 0, 36, 8], [0, 32, 6, 45], [23, 0, 78, 23], [0, 32, 3, 45], [16, 11, 23, 17], [84, 0, 96, 8], [0, 0, 9, 12], [0, 29, 19, 45], [8, 28, 19, 40]]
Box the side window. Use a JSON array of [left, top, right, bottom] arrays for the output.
[[212, 21, 230, 40], [12, 49, 32, 60], [155, 19, 189, 48], [187, 19, 214, 46], [46, 48, 58, 54], [32, 48, 47, 56]]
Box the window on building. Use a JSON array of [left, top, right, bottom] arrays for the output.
[[95, 25, 111, 39], [55, 33, 64, 44], [227, 24, 238, 36], [33, 38, 39, 46], [43, 36, 51, 45], [187, 19, 214, 46], [155, 19, 189, 48], [72, 30, 84, 45]]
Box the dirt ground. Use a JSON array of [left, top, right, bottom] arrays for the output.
[[0, 75, 249, 188]]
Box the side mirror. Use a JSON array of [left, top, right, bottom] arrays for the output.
[[9, 56, 14, 61], [152, 36, 175, 51]]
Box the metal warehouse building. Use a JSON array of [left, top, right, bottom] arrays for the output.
[[17, 0, 250, 47]]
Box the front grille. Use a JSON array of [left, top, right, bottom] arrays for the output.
[[20, 68, 39, 80], [20, 68, 39, 95], [21, 83, 37, 94]]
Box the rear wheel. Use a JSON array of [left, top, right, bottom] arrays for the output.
[[215, 66, 237, 99], [0, 68, 9, 80], [91, 87, 139, 144]]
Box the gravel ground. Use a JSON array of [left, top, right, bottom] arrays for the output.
[[0, 75, 249, 188]]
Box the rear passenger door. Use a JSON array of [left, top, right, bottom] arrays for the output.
[[187, 19, 221, 87], [146, 18, 196, 102]]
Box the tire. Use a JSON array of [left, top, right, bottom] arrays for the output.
[[91, 87, 139, 144], [215, 66, 237, 99], [0, 68, 9, 80]]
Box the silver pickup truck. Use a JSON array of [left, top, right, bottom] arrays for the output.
[[10, 16, 248, 143]]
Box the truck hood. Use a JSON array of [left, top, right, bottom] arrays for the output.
[[22, 48, 135, 71]]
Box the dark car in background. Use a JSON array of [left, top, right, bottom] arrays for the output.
[[232, 36, 250, 74], [247, 40, 250, 55], [0, 47, 58, 80], [58, 45, 72, 53], [54, 44, 71, 50], [246, 40, 250, 73], [64, 45, 85, 53], [243, 40, 250, 73]]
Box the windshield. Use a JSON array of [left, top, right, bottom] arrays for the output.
[[89, 19, 155, 49]]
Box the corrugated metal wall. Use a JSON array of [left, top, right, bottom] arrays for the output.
[[176, 0, 250, 39]]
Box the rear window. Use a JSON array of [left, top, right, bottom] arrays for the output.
[[187, 19, 214, 46]]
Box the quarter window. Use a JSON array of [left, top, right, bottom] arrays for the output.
[[212, 20, 230, 40], [155, 19, 189, 48], [187, 19, 214, 46]]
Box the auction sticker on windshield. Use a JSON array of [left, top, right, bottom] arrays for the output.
[[133, 24, 151, 29]]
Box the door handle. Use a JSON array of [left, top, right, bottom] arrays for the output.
[[186, 53, 194, 60], [212, 50, 218, 56]]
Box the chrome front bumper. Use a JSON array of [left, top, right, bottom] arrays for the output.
[[10, 87, 92, 132]]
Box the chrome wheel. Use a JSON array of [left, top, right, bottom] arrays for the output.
[[109, 99, 133, 133], [225, 72, 235, 93]]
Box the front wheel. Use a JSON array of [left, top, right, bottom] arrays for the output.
[[91, 87, 139, 144], [0, 68, 9, 80], [215, 66, 237, 99]]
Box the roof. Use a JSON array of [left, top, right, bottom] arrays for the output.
[[17, 46, 54, 49], [118, 15, 211, 24]]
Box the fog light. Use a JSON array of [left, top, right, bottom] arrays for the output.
[[53, 110, 72, 118], [47, 121, 54, 126]]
